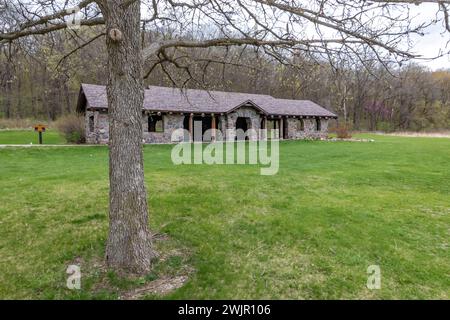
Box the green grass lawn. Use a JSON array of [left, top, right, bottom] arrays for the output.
[[0, 129, 66, 145], [0, 135, 449, 299]]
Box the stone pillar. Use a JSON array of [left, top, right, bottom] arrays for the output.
[[262, 116, 267, 140], [226, 114, 236, 141], [219, 114, 226, 140]]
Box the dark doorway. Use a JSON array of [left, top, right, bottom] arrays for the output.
[[183, 115, 190, 141], [189, 115, 212, 141], [183, 115, 189, 130], [236, 117, 248, 132], [236, 117, 250, 140], [148, 115, 164, 132], [184, 115, 218, 141], [198, 116, 212, 136]]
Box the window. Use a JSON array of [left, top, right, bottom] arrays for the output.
[[148, 115, 164, 132], [297, 119, 304, 131], [316, 118, 321, 131], [89, 115, 94, 132]]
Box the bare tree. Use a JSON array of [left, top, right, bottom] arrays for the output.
[[1, 0, 447, 274]]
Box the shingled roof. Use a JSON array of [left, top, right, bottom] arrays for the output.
[[77, 83, 337, 118]]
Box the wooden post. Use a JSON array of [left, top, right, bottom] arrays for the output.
[[34, 124, 46, 144], [262, 116, 267, 140], [211, 114, 216, 142], [279, 117, 284, 139], [189, 113, 194, 142]]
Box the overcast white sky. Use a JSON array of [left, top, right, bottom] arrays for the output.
[[408, 3, 450, 70]]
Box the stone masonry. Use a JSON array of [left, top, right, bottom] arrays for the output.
[[86, 105, 329, 144]]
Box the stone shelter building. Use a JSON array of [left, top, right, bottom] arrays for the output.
[[76, 83, 337, 144]]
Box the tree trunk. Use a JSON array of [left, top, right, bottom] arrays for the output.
[[4, 78, 12, 119], [63, 80, 72, 114], [30, 68, 38, 118], [40, 68, 52, 120], [16, 73, 22, 118], [99, 0, 154, 274], [4, 47, 13, 118]]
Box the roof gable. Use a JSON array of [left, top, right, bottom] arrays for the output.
[[226, 100, 267, 115]]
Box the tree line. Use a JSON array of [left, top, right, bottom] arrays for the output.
[[1, 30, 448, 132]]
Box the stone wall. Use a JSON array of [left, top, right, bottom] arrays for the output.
[[85, 110, 109, 144], [142, 114, 185, 143], [286, 118, 329, 140]]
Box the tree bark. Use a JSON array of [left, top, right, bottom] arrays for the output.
[[4, 47, 13, 118], [4, 77, 12, 118], [62, 80, 72, 114], [16, 73, 22, 118], [99, 0, 154, 274]]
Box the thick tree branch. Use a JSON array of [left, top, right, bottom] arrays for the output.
[[142, 37, 374, 61], [0, 17, 105, 44]]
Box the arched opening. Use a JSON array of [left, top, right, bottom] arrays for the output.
[[297, 119, 304, 131], [236, 117, 249, 132], [236, 117, 251, 140], [89, 115, 95, 132], [148, 115, 164, 132]]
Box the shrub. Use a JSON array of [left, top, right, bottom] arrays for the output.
[[56, 115, 85, 144], [334, 123, 352, 139]]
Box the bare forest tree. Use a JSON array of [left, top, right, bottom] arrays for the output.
[[1, 0, 449, 274]]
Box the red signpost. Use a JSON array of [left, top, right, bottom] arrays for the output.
[[34, 124, 47, 144]]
